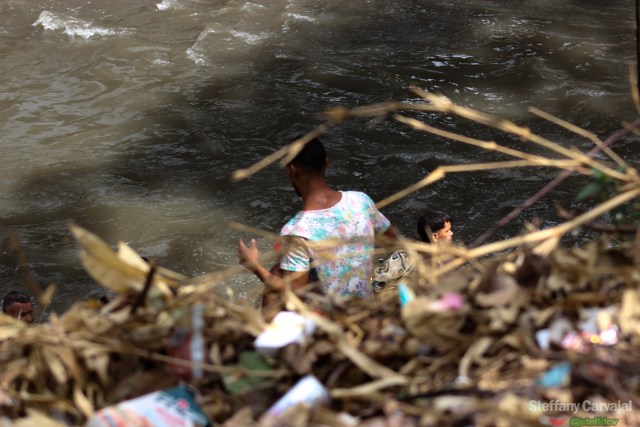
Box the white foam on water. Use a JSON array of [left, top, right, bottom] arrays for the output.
[[186, 48, 207, 66], [185, 27, 218, 66], [229, 30, 269, 45], [285, 13, 317, 23], [33, 10, 131, 39], [185, 25, 271, 66], [156, 0, 182, 11]]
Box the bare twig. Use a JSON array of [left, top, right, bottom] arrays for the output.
[[409, 87, 629, 182], [231, 123, 332, 181], [129, 261, 157, 315], [393, 114, 592, 169], [376, 159, 582, 210], [470, 117, 640, 247], [528, 107, 627, 168], [438, 187, 640, 275], [553, 201, 637, 233]]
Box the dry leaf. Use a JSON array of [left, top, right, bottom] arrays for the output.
[[73, 385, 93, 418]]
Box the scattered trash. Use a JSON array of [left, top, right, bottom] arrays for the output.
[[537, 362, 571, 388], [1, 226, 638, 427], [262, 375, 330, 421], [398, 282, 415, 306], [85, 385, 211, 427], [254, 311, 316, 356], [536, 307, 622, 352], [371, 250, 413, 294], [167, 303, 206, 381], [428, 292, 465, 311]]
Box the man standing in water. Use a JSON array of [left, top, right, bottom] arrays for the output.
[[237, 136, 397, 301], [2, 290, 35, 324]]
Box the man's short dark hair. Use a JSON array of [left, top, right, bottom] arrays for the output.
[[289, 135, 326, 172], [2, 290, 31, 313], [417, 210, 451, 242]]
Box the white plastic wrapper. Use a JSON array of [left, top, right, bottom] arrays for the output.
[[254, 311, 316, 356]]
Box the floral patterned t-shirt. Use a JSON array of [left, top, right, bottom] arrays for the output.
[[279, 191, 390, 298]]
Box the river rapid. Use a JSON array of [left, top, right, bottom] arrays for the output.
[[0, 0, 636, 314]]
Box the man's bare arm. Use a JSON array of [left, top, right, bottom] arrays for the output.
[[383, 225, 398, 240], [238, 238, 309, 291]]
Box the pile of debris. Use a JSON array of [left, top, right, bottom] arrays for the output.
[[0, 223, 638, 427]]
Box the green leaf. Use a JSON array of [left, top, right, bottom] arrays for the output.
[[576, 182, 603, 201], [222, 351, 275, 394], [592, 168, 606, 181]]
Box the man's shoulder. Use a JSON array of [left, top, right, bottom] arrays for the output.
[[342, 190, 370, 197], [281, 210, 303, 230], [280, 210, 315, 238], [341, 190, 374, 205]]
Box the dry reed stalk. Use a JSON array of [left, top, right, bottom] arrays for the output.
[[231, 122, 331, 182], [407, 87, 630, 182], [528, 107, 628, 169]]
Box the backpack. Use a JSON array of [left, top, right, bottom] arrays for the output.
[[371, 250, 413, 294]]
